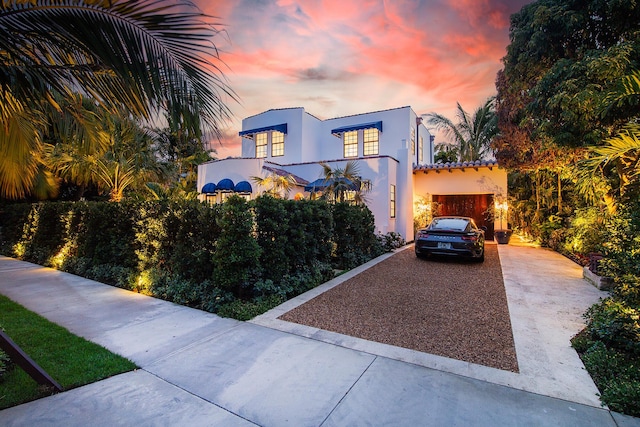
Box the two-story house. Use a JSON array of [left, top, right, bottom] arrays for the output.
[[197, 106, 507, 241]]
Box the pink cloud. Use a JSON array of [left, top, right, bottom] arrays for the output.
[[194, 0, 532, 152]]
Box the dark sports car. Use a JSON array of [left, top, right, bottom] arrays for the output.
[[415, 216, 485, 262]]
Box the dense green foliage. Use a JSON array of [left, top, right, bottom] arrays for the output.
[[0, 197, 392, 319], [499, 0, 640, 415], [495, 0, 640, 169], [332, 202, 385, 270], [0, 295, 136, 410], [0, 0, 233, 200]]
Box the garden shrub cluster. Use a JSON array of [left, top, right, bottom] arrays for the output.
[[0, 196, 394, 320], [569, 199, 640, 416]]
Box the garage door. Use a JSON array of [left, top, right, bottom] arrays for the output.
[[432, 194, 494, 240]]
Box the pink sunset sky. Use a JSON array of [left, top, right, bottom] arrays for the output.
[[199, 0, 533, 158]]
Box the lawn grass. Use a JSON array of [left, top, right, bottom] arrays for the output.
[[0, 294, 137, 410]]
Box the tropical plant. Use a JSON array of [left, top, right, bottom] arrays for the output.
[[494, 0, 640, 170], [0, 0, 234, 199], [424, 98, 498, 162], [433, 143, 459, 164], [574, 68, 640, 213], [319, 161, 370, 204], [251, 171, 298, 198]]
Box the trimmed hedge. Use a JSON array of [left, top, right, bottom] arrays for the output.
[[0, 197, 389, 318]]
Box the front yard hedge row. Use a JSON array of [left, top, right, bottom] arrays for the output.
[[0, 196, 393, 318]]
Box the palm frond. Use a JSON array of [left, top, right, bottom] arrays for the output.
[[0, 108, 45, 199], [0, 0, 236, 137]]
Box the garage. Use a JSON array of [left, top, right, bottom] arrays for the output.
[[432, 193, 495, 240], [412, 161, 507, 242]]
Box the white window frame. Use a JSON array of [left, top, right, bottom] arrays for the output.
[[256, 132, 267, 158], [271, 131, 284, 157], [390, 184, 396, 218], [343, 130, 358, 158], [363, 128, 379, 156], [411, 127, 415, 155]]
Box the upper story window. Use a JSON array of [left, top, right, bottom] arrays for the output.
[[239, 123, 288, 159], [271, 131, 284, 157], [256, 132, 267, 158], [419, 135, 424, 163], [363, 128, 379, 156], [343, 130, 358, 157], [411, 127, 416, 155], [331, 121, 382, 159]]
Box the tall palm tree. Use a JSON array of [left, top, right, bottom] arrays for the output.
[[425, 97, 498, 162], [0, 0, 234, 199]]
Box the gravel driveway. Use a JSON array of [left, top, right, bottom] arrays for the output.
[[279, 242, 519, 372]]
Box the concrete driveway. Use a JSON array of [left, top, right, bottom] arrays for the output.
[[0, 242, 638, 426]]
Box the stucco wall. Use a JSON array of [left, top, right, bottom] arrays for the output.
[[412, 166, 508, 230]]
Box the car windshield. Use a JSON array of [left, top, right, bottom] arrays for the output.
[[429, 218, 469, 232]]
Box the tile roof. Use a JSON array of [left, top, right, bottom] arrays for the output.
[[263, 165, 309, 185], [413, 159, 500, 173]]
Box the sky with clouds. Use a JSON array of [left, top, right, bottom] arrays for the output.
[[200, 0, 532, 158]]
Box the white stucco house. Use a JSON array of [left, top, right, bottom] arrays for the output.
[[197, 106, 507, 241]]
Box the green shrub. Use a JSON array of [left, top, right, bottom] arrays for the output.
[[377, 232, 406, 252], [534, 214, 564, 248], [85, 264, 135, 289], [600, 379, 640, 416], [581, 342, 633, 390], [135, 200, 221, 284], [613, 275, 640, 307], [75, 202, 138, 268], [332, 202, 383, 269], [254, 195, 290, 282], [199, 284, 234, 314], [0, 198, 385, 322], [562, 207, 607, 257], [287, 199, 334, 270], [579, 341, 640, 416], [571, 328, 596, 353], [147, 269, 202, 307], [0, 202, 31, 255], [600, 199, 640, 279], [585, 298, 640, 355], [213, 196, 262, 298], [216, 295, 284, 321]]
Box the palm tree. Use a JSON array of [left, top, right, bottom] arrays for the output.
[[251, 172, 298, 198], [0, 0, 234, 199], [95, 114, 166, 201], [319, 161, 369, 204], [425, 98, 498, 162]]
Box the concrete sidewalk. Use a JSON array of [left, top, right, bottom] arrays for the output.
[[0, 245, 638, 426]]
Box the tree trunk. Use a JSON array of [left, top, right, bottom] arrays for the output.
[[557, 171, 562, 214]]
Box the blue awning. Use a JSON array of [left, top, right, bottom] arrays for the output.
[[304, 178, 358, 192], [239, 123, 288, 139], [234, 181, 253, 193], [217, 178, 235, 191], [331, 121, 382, 137], [201, 182, 217, 194]]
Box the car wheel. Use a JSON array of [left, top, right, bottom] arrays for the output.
[[475, 250, 485, 263]]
